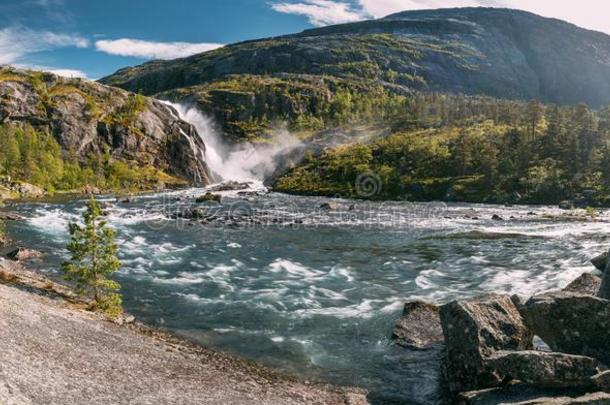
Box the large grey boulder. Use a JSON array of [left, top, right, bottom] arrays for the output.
[[392, 301, 443, 350], [440, 294, 534, 393], [591, 251, 608, 272], [521, 292, 610, 364], [593, 370, 610, 392], [600, 253, 610, 299], [563, 273, 602, 296], [487, 351, 600, 388]]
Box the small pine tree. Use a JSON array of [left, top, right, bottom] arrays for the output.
[[62, 197, 123, 317]]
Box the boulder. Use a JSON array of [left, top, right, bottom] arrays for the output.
[[208, 181, 251, 192], [13, 182, 45, 198], [320, 202, 340, 211], [196, 193, 222, 203], [0, 212, 23, 221], [5, 247, 43, 262], [563, 273, 602, 296], [559, 201, 574, 210], [592, 251, 608, 272], [521, 292, 610, 364], [486, 350, 600, 388], [491, 214, 504, 221], [178, 208, 207, 220], [440, 294, 534, 393], [392, 301, 443, 350], [600, 257, 610, 300], [593, 371, 610, 392]]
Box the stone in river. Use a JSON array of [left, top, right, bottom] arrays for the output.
[[5, 247, 43, 262], [520, 292, 610, 364], [486, 350, 600, 389], [440, 294, 533, 393], [392, 301, 443, 350], [591, 251, 607, 272], [563, 273, 601, 296]]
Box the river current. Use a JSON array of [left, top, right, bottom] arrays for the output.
[[4, 187, 608, 404]]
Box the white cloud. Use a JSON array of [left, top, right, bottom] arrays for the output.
[[271, 0, 365, 26], [271, 0, 610, 34], [43, 68, 88, 79], [358, 0, 610, 34], [0, 26, 89, 65], [94, 39, 224, 60]]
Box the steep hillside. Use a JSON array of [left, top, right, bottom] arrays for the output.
[[100, 8, 610, 108], [0, 67, 213, 194]]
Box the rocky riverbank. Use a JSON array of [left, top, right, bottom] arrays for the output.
[[0, 260, 367, 405], [392, 251, 610, 404]]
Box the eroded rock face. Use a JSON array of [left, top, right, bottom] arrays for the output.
[[521, 292, 610, 365], [440, 294, 534, 393], [392, 301, 443, 350], [0, 68, 212, 186]]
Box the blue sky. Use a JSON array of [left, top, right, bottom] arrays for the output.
[[1, 0, 609, 80]]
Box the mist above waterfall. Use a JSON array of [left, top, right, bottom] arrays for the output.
[[169, 103, 303, 183]]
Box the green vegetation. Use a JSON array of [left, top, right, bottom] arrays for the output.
[[0, 123, 179, 193], [163, 74, 410, 140], [62, 198, 122, 317], [276, 101, 610, 205]]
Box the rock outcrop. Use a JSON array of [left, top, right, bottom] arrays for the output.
[[439, 294, 533, 393], [392, 301, 443, 350], [410, 254, 610, 403], [521, 292, 610, 364], [0, 67, 213, 187]]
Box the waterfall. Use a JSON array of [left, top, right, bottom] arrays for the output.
[[165, 102, 303, 186]]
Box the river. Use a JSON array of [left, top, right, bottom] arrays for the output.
[[4, 188, 608, 404]]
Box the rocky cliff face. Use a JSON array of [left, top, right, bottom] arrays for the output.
[[100, 8, 610, 108], [0, 67, 212, 186]]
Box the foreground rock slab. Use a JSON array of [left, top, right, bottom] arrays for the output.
[[392, 301, 443, 350], [521, 292, 610, 365], [487, 350, 600, 388], [563, 273, 602, 295], [458, 387, 610, 405], [440, 294, 533, 393], [0, 279, 367, 404]]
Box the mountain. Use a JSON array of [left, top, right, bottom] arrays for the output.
[[0, 67, 213, 195], [101, 8, 610, 108]]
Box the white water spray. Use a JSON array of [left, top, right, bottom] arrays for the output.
[[166, 102, 303, 185]]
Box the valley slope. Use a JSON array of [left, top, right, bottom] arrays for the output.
[[101, 8, 610, 108]]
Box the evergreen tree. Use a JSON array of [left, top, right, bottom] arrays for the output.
[[62, 198, 123, 317]]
